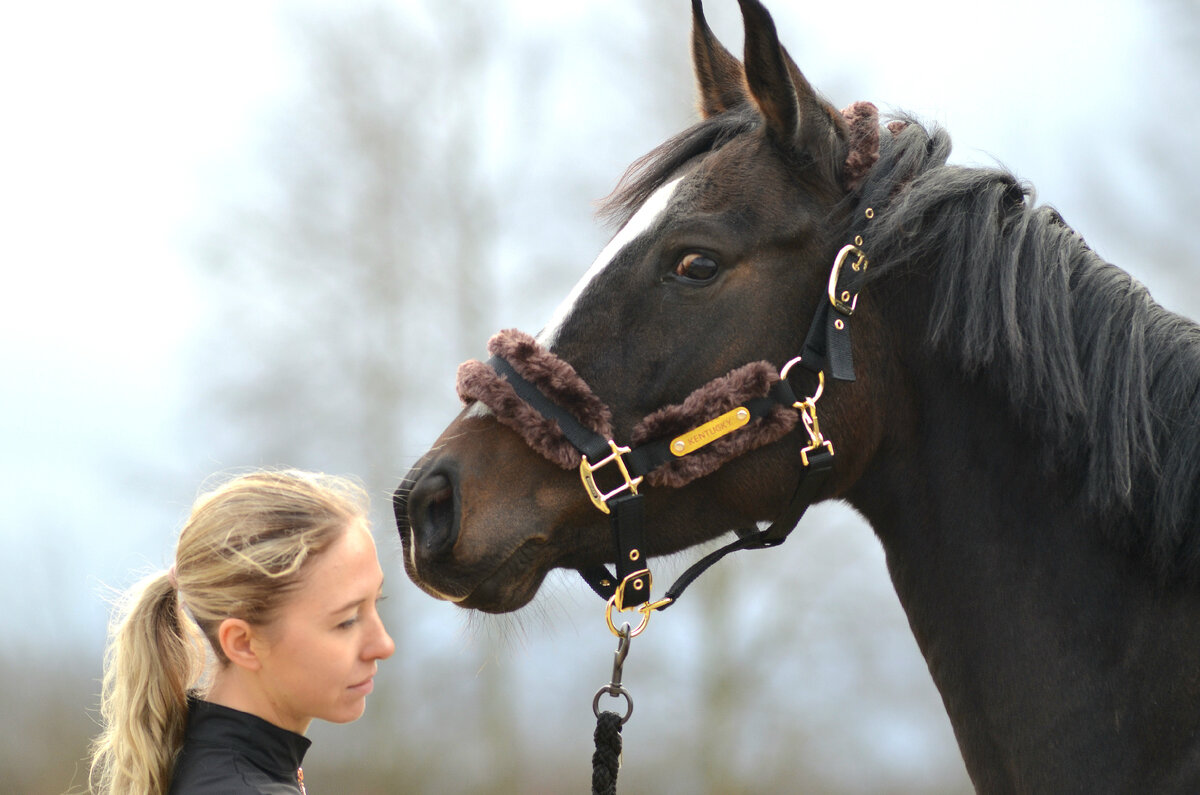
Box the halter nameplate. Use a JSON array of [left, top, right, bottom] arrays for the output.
[[669, 406, 751, 457]]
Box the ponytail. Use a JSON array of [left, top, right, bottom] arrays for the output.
[[89, 570, 201, 795], [89, 469, 368, 794]]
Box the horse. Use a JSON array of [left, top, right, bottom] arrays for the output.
[[395, 0, 1200, 789]]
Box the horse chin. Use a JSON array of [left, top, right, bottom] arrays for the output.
[[405, 535, 553, 614], [456, 571, 546, 614]]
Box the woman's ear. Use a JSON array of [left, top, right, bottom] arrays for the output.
[[218, 617, 263, 671]]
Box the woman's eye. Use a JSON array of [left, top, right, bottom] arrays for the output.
[[674, 253, 719, 282]]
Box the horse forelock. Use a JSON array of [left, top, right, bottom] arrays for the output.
[[859, 117, 1200, 579], [598, 108, 761, 230]]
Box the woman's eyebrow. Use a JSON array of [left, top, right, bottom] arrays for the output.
[[330, 598, 364, 615], [329, 582, 385, 615]]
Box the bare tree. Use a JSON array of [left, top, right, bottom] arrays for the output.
[[194, 1, 508, 483]]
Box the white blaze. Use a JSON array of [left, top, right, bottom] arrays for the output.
[[537, 176, 683, 347]]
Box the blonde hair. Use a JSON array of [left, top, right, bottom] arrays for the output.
[[89, 469, 369, 795]]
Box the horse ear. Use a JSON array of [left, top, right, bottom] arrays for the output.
[[736, 0, 848, 172], [691, 0, 747, 118]]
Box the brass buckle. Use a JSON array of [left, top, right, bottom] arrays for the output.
[[828, 244, 868, 315], [605, 569, 673, 637], [613, 569, 651, 613], [579, 440, 643, 514]]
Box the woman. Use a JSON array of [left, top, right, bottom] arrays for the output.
[[89, 469, 396, 794]]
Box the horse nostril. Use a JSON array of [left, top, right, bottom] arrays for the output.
[[407, 469, 460, 557]]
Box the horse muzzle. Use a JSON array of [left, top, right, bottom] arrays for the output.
[[395, 458, 468, 602], [395, 416, 597, 612]]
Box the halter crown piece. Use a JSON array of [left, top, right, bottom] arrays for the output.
[[456, 104, 880, 636]]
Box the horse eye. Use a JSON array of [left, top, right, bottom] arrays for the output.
[[674, 253, 719, 282]]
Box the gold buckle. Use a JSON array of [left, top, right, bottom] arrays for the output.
[[605, 570, 674, 637], [579, 440, 643, 514], [613, 569, 651, 613], [828, 244, 868, 315]]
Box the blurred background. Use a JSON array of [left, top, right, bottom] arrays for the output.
[[2, 0, 1198, 792]]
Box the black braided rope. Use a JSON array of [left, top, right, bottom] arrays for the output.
[[591, 710, 623, 795]]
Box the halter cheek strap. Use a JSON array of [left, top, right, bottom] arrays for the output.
[[455, 204, 873, 630]]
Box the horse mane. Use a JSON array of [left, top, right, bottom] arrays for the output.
[[861, 118, 1200, 581], [598, 107, 1200, 580]]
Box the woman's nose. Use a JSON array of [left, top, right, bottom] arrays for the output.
[[368, 611, 396, 661]]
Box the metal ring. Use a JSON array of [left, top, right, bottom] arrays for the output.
[[780, 357, 825, 405], [606, 598, 652, 637], [593, 685, 634, 724], [780, 355, 803, 380]]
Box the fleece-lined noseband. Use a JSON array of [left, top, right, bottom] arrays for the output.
[[455, 108, 880, 632], [458, 331, 800, 489]]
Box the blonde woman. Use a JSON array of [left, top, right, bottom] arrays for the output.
[[89, 470, 396, 794]]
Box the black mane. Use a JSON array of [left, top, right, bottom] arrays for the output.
[[599, 107, 1200, 580], [862, 119, 1200, 580]]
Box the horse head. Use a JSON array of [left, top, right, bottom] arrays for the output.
[[397, 0, 896, 614]]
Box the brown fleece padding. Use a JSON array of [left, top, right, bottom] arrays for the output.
[[486, 329, 613, 438], [457, 328, 801, 488], [457, 359, 584, 469], [841, 101, 880, 192], [630, 361, 798, 488], [456, 329, 612, 470]]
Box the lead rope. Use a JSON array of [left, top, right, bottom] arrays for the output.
[[591, 624, 633, 794], [591, 712, 623, 795]]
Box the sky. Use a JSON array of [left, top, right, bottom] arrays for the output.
[[0, 0, 1197, 767], [1, 1, 296, 652]]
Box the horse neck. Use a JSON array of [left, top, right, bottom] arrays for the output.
[[846, 362, 1200, 791]]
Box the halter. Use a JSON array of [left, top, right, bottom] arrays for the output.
[[456, 207, 873, 637]]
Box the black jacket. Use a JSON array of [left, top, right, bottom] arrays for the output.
[[168, 697, 311, 794]]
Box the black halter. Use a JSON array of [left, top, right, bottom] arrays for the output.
[[467, 215, 871, 632]]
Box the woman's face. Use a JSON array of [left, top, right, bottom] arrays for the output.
[[252, 520, 396, 733]]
